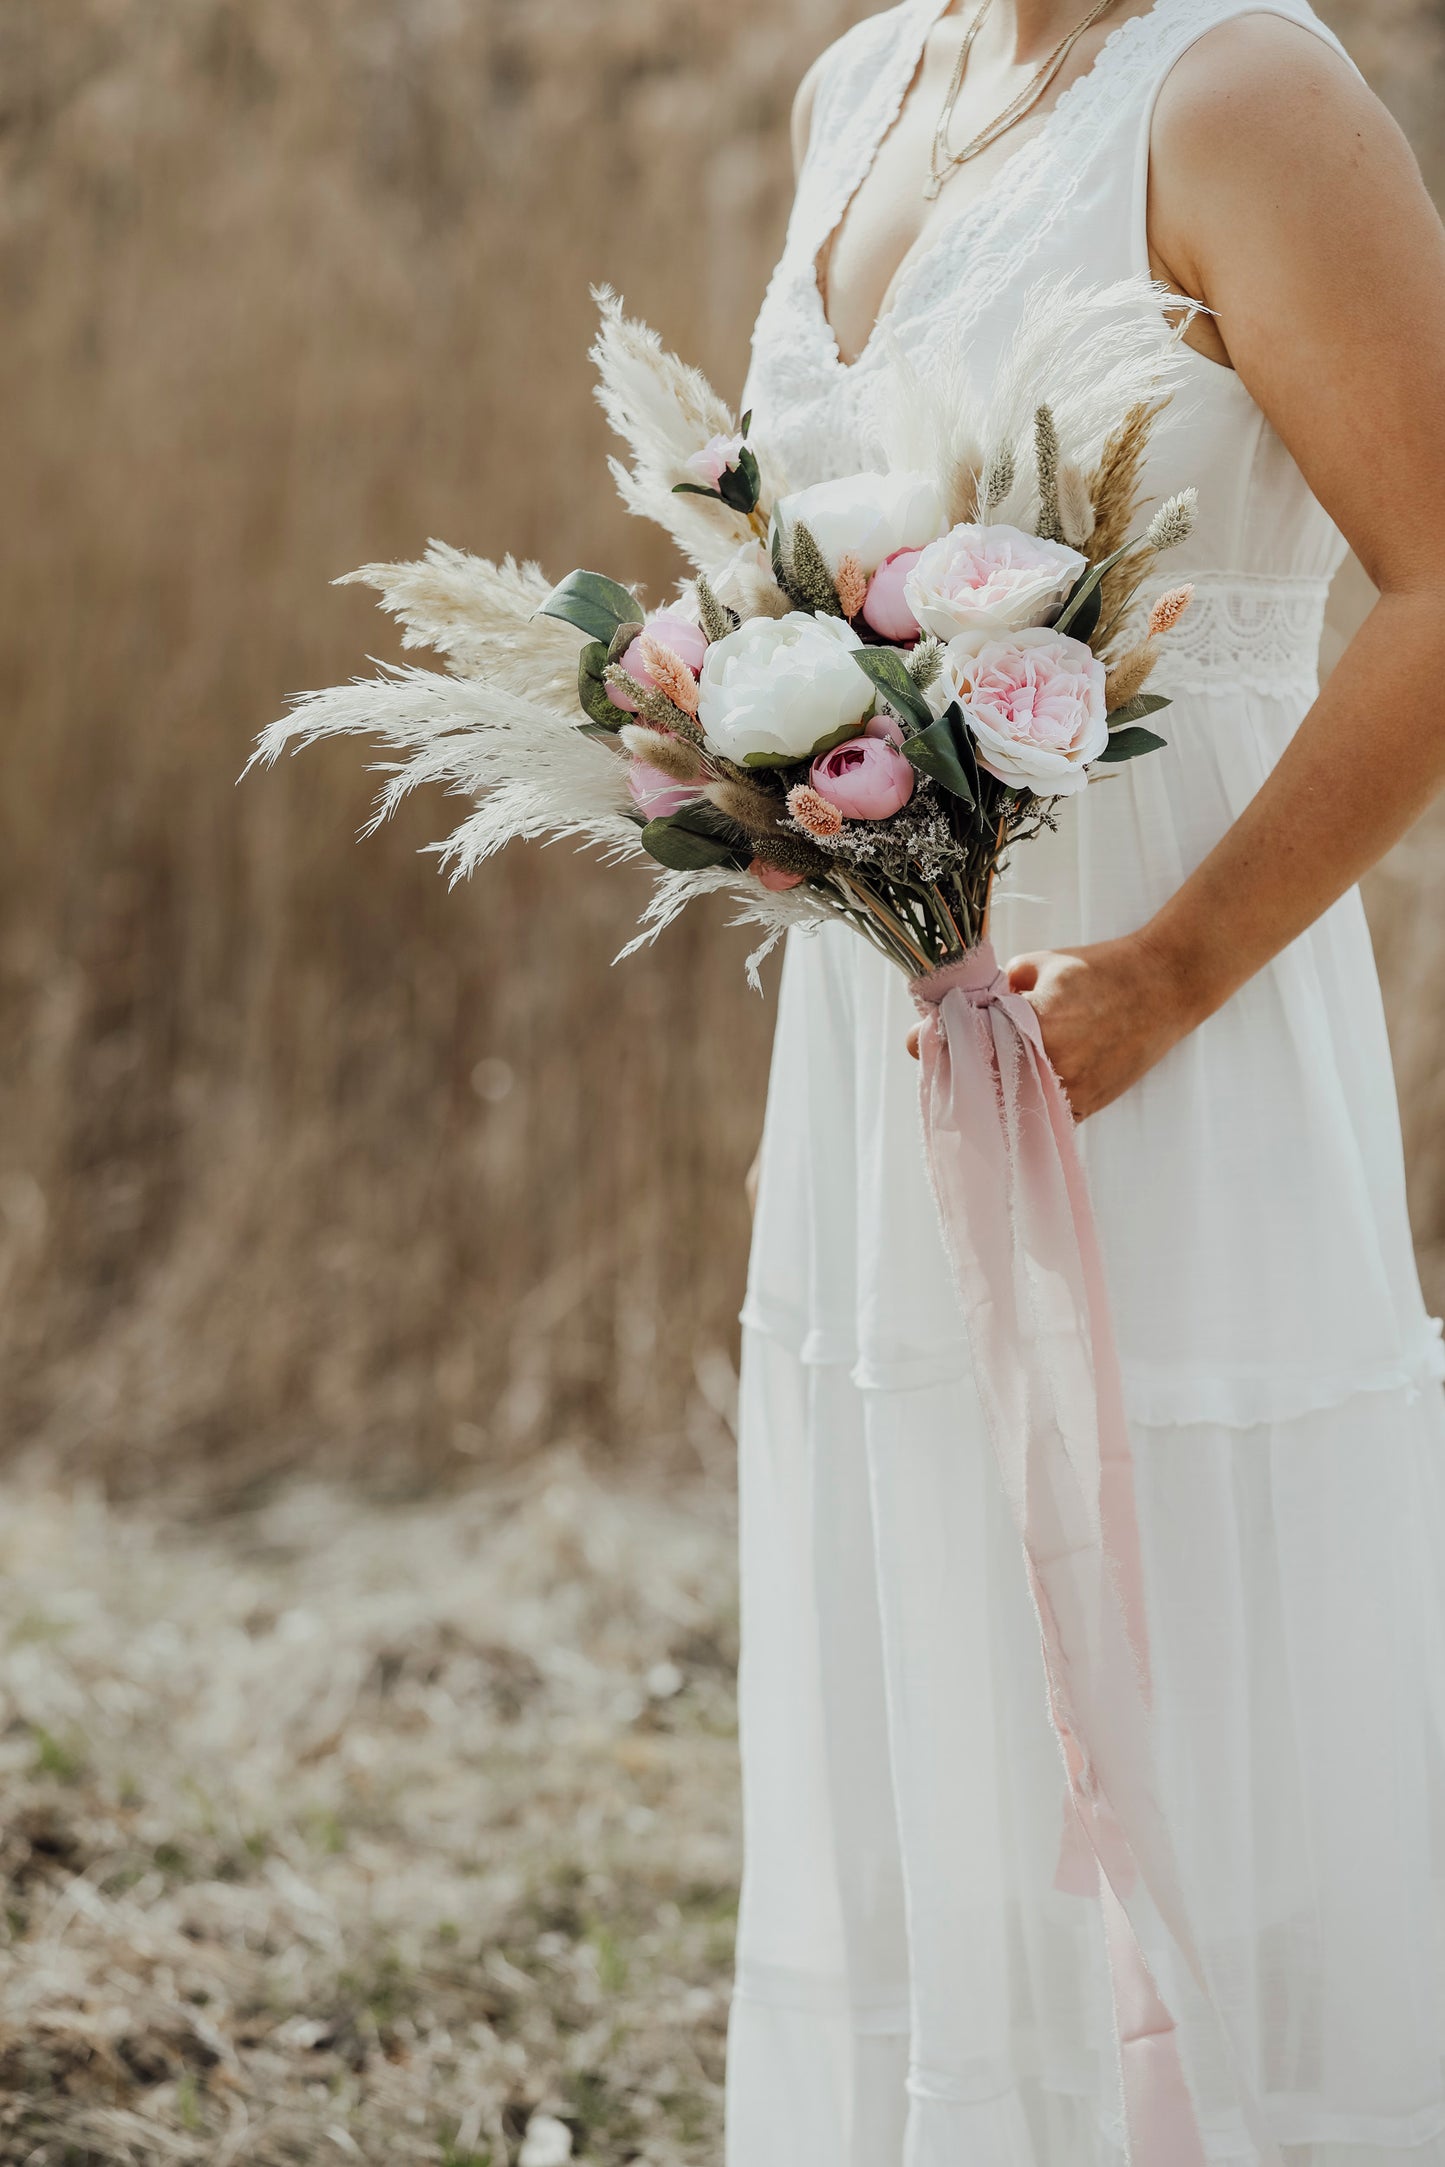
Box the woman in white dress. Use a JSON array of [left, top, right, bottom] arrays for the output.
[[731, 1, 1445, 2161]]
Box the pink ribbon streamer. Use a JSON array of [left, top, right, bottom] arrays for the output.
[[911, 943, 1282, 2167]]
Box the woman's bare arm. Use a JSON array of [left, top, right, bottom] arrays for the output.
[[984, 21, 1445, 1115]]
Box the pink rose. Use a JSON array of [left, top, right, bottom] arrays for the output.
[[810, 735, 915, 821], [905, 523, 1086, 642], [750, 857, 805, 892], [940, 627, 1107, 798], [686, 433, 746, 490], [627, 763, 700, 820], [862, 548, 924, 642], [606, 611, 710, 714]]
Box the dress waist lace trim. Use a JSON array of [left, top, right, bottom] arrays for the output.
[[1126, 569, 1330, 698]]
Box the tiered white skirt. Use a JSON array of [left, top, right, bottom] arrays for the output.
[[729, 693, 1445, 2163]]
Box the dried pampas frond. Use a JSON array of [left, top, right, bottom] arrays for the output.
[[249, 666, 638, 882], [981, 276, 1193, 531], [615, 864, 831, 988], [338, 545, 579, 711], [592, 288, 757, 569]]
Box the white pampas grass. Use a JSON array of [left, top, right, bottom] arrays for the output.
[[338, 545, 580, 711], [592, 288, 765, 570], [868, 332, 985, 526], [977, 276, 1195, 530], [617, 864, 830, 988], [249, 665, 639, 880]]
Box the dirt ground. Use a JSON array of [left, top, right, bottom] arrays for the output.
[[0, 1457, 740, 2166]]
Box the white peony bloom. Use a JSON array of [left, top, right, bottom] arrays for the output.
[[697, 612, 875, 765], [905, 522, 1086, 642], [934, 627, 1108, 797], [776, 470, 945, 578]]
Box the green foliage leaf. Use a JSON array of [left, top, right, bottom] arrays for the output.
[[740, 719, 869, 771], [740, 409, 753, 437], [577, 641, 622, 731], [902, 703, 979, 809], [640, 801, 748, 871], [1054, 543, 1133, 640], [850, 648, 934, 732], [1105, 692, 1171, 725], [539, 569, 644, 646], [1094, 725, 1168, 766], [718, 445, 762, 515], [671, 481, 723, 501]]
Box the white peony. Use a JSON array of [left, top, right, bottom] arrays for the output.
[[905, 522, 1086, 642], [933, 627, 1108, 797], [697, 612, 875, 765], [776, 470, 945, 577]]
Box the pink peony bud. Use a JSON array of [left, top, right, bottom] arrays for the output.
[[864, 712, 905, 749], [810, 735, 915, 821], [686, 433, 746, 490], [627, 763, 700, 820], [749, 857, 805, 892], [606, 612, 711, 714], [862, 548, 925, 642]]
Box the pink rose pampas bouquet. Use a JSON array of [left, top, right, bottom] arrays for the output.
[[251, 278, 1238, 2165]]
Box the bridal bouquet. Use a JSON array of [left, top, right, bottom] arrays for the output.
[[251, 277, 1195, 986], [253, 279, 1237, 2163]]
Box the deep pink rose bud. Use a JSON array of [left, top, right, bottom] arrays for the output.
[[861, 548, 924, 643], [627, 763, 700, 820], [810, 735, 915, 821], [605, 611, 710, 714]]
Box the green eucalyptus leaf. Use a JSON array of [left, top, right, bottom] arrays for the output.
[[1105, 692, 1171, 725], [607, 619, 645, 666], [740, 409, 753, 437], [850, 648, 933, 732], [902, 704, 978, 809], [539, 569, 644, 646], [640, 812, 743, 871], [1054, 543, 1133, 638], [672, 481, 724, 501], [577, 641, 622, 731], [1094, 724, 1168, 766], [740, 718, 869, 771]]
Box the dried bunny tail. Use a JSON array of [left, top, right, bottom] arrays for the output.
[[982, 274, 1194, 526], [592, 287, 756, 569], [1103, 641, 1159, 709], [1056, 460, 1096, 548], [618, 726, 706, 783], [247, 665, 636, 878], [869, 332, 985, 525], [337, 544, 579, 704]]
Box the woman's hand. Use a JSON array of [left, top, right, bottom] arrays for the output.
[[905, 933, 1207, 1119]]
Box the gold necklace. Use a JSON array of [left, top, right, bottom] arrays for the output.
[[926, 0, 1123, 199]]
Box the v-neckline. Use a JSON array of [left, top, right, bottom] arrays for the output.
[[811, 0, 1172, 375]]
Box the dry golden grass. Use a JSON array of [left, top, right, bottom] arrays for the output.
[[0, 0, 1441, 1496], [0, 1456, 739, 2166]]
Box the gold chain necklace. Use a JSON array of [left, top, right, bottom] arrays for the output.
[[925, 0, 1123, 199]]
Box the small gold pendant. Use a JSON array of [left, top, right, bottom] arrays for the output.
[[923, 173, 942, 201]]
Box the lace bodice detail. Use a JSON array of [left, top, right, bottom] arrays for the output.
[[745, 0, 1354, 688]]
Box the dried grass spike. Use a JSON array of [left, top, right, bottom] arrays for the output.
[[835, 552, 869, 621], [1148, 582, 1194, 637], [787, 784, 845, 840], [980, 444, 1016, 515], [1104, 642, 1159, 711], [603, 665, 702, 741], [1086, 397, 1165, 564], [1057, 461, 1096, 548], [907, 637, 944, 691], [707, 775, 786, 837], [788, 521, 844, 617], [694, 573, 737, 644], [638, 635, 701, 717], [1144, 489, 1198, 553], [619, 726, 705, 783], [1034, 405, 1063, 542]]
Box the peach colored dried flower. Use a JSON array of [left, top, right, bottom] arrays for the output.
[[1147, 583, 1194, 638], [786, 783, 845, 840], [638, 634, 701, 717], [835, 552, 869, 621]]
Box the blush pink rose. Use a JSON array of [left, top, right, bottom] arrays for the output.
[[750, 857, 805, 892], [941, 626, 1107, 797], [686, 433, 745, 489], [905, 523, 1086, 642], [810, 735, 915, 820], [862, 548, 925, 642], [605, 611, 710, 714], [627, 763, 700, 820]]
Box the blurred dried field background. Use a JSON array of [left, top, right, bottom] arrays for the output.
[[0, 2, 1443, 2162]]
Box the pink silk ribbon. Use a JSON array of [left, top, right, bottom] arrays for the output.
[[911, 944, 1282, 2167]]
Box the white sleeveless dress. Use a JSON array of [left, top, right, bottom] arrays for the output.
[[729, 4, 1445, 2162]]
